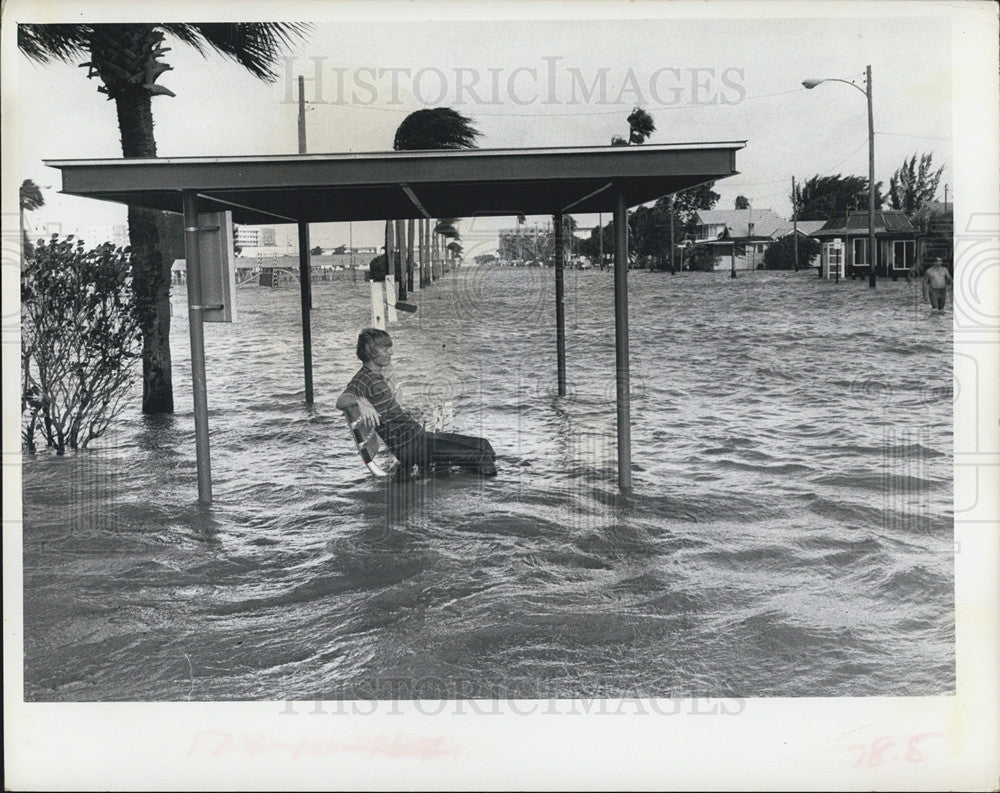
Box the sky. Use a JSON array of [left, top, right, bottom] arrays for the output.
[[11, 6, 956, 253]]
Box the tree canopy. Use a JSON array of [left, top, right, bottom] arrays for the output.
[[393, 108, 481, 150], [888, 152, 944, 215], [579, 183, 720, 268], [792, 174, 884, 222], [20, 179, 45, 212], [611, 106, 655, 146]]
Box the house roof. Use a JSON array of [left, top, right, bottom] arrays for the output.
[[46, 141, 745, 225], [910, 201, 954, 232], [692, 208, 787, 238], [813, 209, 916, 237], [772, 220, 826, 238]]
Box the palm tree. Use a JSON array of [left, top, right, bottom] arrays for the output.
[[19, 179, 45, 257], [393, 108, 480, 150], [611, 106, 656, 146], [434, 218, 461, 275], [18, 23, 310, 414], [627, 107, 656, 144], [609, 107, 656, 267], [391, 108, 480, 286]]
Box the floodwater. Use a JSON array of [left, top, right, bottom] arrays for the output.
[[21, 266, 954, 701]]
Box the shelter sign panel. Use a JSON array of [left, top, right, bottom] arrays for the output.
[[198, 211, 237, 323]]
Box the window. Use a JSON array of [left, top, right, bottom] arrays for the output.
[[852, 238, 869, 266], [892, 239, 914, 270]]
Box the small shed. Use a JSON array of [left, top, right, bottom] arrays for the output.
[[170, 258, 186, 284], [812, 209, 917, 280]]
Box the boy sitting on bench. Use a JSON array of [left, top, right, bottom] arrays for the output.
[[336, 328, 498, 478]]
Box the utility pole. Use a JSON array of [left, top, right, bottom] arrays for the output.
[[792, 176, 799, 272], [297, 75, 306, 155], [866, 65, 876, 288], [802, 67, 876, 287], [296, 74, 313, 400]]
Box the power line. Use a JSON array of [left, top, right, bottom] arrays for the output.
[[300, 88, 807, 118], [875, 130, 949, 141]]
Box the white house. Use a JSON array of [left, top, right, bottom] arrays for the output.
[[691, 208, 787, 269]]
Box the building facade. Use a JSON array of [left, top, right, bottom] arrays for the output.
[[691, 208, 787, 270], [813, 210, 918, 280]]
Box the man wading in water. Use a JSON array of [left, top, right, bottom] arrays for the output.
[[922, 257, 953, 312], [336, 328, 498, 478]]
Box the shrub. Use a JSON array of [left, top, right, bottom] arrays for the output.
[[686, 245, 718, 272], [763, 235, 821, 270], [22, 236, 141, 454]]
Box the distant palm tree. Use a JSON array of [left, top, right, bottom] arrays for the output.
[[19, 179, 45, 257], [609, 108, 655, 266], [391, 108, 480, 285], [627, 107, 656, 144], [18, 23, 310, 414], [611, 106, 656, 146], [434, 219, 459, 239], [393, 108, 480, 150]]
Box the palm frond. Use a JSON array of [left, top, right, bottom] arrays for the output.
[[17, 24, 92, 64], [18, 22, 310, 83], [160, 23, 312, 81]]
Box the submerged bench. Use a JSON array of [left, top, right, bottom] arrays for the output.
[[342, 404, 396, 478]]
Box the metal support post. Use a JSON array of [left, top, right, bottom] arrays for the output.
[[298, 220, 314, 403], [182, 193, 213, 503], [612, 185, 632, 491], [554, 210, 567, 396]]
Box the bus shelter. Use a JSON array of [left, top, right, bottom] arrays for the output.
[[47, 141, 745, 502]]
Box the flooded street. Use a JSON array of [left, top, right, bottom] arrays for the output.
[[21, 266, 954, 700]]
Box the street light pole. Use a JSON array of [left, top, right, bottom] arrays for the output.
[[865, 65, 876, 288], [803, 66, 877, 288]]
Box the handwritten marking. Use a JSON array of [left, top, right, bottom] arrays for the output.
[[186, 730, 457, 761], [847, 733, 943, 768]]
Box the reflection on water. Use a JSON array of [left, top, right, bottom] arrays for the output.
[[22, 268, 953, 700]]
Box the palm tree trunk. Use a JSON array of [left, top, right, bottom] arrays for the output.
[[115, 89, 174, 413], [407, 218, 415, 291], [394, 218, 406, 299], [423, 219, 430, 286], [384, 220, 394, 281]]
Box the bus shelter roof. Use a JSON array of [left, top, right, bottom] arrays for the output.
[[46, 141, 745, 225]]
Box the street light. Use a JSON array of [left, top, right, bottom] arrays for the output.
[[803, 66, 877, 288]]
